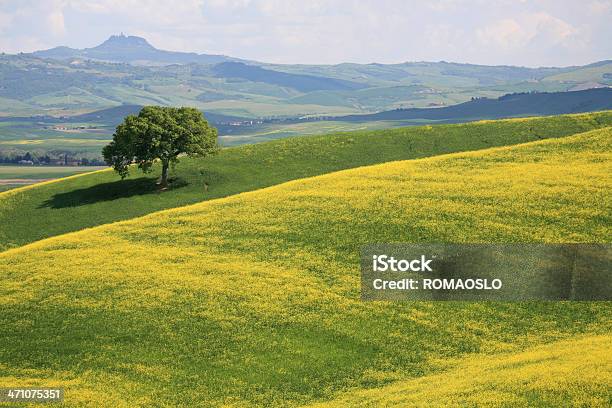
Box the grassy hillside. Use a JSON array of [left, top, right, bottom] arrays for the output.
[[212, 62, 367, 92], [1, 111, 611, 251], [2, 50, 608, 118], [0, 128, 610, 406], [309, 335, 612, 407], [4, 89, 609, 161], [338, 89, 612, 122], [543, 60, 612, 84], [0, 165, 106, 192]]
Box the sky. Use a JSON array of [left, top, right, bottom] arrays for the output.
[[0, 0, 610, 67]]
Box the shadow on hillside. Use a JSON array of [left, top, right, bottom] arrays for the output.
[[39, 177, 188, 209]]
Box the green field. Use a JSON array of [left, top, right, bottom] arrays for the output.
[[1, 84, 609, 158], [0, 165, 107, 192], [0, 118, 113, 158], [0, 123, 610, 406], [0, 165, 106, 179], [1, 111, 610, 251], [311, 335, 611, 407], [6, 54, 608, 119], [220, 119, 445, 145], [0, 117, 432, 155]]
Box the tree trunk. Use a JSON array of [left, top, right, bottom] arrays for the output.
[[160, 160, 169, 188]]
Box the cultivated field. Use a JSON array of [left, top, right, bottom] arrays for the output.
[[0, 123, 610, 406], [1, 111, 610, 250], [0, 165, 106, 192], [311, 335, 611, 407]]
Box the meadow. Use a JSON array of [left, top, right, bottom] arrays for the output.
[[6, 51, 607, 119], [219, 119, 445, 146], [0, 116, 436, 156], [310, 335, 612, 407], [0, 127, 610, 406], [1, 111, 610, 250], [0, 165, 106, 192], [0, 118, 114, 159], [2, 86, 609, 159], [0, 165, 106, 180]]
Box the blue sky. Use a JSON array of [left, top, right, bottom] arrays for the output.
[[0, 0, 610, 67]]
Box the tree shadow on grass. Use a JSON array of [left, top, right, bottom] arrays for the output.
[[39, 177, 188, 209]]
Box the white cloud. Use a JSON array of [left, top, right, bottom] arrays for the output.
[[0, 0, 609, 66], [588, 0, 612, 14], [529, 12, 577, 43], [477, 12, 578, 51], [255, 0, 327, 16], [206, 0, 252, 9], [0, 11, 13, 32], [477, 18, 528, 49], [68, 0, 206, 25], [47, 10, 66, 36], [427, 0, 461, 12], [0, 35, 49, 54]]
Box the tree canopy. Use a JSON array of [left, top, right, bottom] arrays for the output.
[[103, 106, 218, 187]]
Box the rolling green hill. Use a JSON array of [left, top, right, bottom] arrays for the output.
[[1, 111, 611, 251], [0, 127, 610, 406], [33, 34, 238, 66], [310, 335, 612, 407], [212, 62, 367, 92], [4, 87, 608, 164], [2, 38, 609, 163], [0, 165, 106, 192], [543, 60, 612, 84], [1, 37, 609, 118], [338, 88, 612, 122]]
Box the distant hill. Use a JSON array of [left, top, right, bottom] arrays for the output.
[[70, 104, 244, 125], [33, 34, 238, 65], [1, 111, 610, 250], [0, 36, 609, 118], [338, 88, 612, 122], [542, 59, 612, 83], [212, 62, 367, 92]]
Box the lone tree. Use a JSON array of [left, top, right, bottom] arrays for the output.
[[103, 106, 218, 188]]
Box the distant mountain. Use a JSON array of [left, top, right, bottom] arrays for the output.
[[2, 41, 610, 118], [49, 89, 612, 127], [70, 104, 245, 125], [33, 34, 239, 65], [337, 88, 612, 122], [212, 62, 367, 92]]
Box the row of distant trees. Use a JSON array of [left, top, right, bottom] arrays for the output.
[[0, 151, 106, 166], [3, 107, 218, 190], [471, 91, 544, 102]]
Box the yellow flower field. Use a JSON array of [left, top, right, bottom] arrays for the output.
[[0, 127, 610, 406], [308, 335, 612, 407]]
